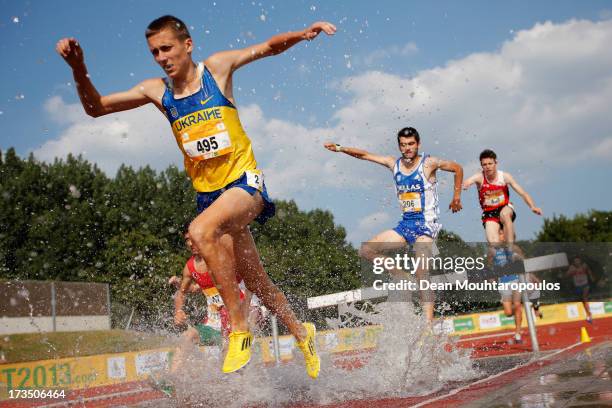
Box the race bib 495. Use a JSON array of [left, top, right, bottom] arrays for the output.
[[182, 130, 233, 161], [176, 117, 234, 161]]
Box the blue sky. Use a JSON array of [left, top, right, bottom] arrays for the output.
[[1, 0, 611, 245]]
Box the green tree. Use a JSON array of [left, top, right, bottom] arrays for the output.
[[252, 200, 360, 300], [0, 149, 388, 330], [536, 210, 611, 302], [537, 210, 612, 242], [100, 230, 186, 327]]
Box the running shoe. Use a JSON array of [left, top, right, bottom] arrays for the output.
[[533, 302, 543, 319], [222, 331, 253, 373], [296, 322, 320, 379], [514, 333, 522, 344], [586, 315, 593, 324]]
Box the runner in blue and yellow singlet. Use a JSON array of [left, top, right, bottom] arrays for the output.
[[56, 15, 335, 378]]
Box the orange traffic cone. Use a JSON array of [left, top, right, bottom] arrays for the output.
[[580, 327, 591, 343]]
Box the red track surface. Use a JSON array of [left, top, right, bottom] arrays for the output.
[[0, 381, 160, 408], [457, 316, 611, 358], [1, 317, 610, 408], [304, 317, 612, 408], [299, 345, 582, 408]]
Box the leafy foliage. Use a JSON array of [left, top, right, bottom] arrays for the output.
[[3, 148, 609, 327], [0, 148, 360, 326], [537, 210, 612, 242]]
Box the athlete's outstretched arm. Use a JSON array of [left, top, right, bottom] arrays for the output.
[[462, 172, 482, 190], [56, 38, 159, 117], [429, 157, 463, 213], [504, 172, 542, 215], [173, 264, 194, 327], [206, 21, 336, 75], [323, 142, 395, 169]]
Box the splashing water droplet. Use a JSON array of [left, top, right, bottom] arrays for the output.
[[161, 302, 476, 407], [69, 185, 81, 198]]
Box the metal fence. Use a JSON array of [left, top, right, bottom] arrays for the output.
[[0, 280, 110, 334]]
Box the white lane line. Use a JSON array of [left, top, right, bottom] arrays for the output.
[[37, 386, 159, 408], [408, 341, 582, 408], [457, 331, 515, 342]]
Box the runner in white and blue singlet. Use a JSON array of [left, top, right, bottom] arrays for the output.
[[324, 127, 463, 321], [392, 154, 442, 244]]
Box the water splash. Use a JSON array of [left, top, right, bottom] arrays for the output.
[[14, 283, 59, 355], [160, 301, 478, 407]]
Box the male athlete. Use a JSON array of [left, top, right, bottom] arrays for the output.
[[324, 127, 463, 321], [56, 15, 334, 377], [463, 149, 542, 245], [566, 256, 595, 323]]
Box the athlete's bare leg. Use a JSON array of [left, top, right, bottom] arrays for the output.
[[502, 293, 522, 339], [189, 187, 306, 340], [189, 188, 265, 333], [484, 221, 502, 244], [582, 286, 592, 319], [512, 291, 522, 337], [360, 230, 434, 322], [502, 300, 513, 317], [499, 206, 515, 245], [360, 229, 410, 298], [414, 235, 435, 322], [360, 229, 411, 291], [231, 224, 307, 341], [359, 229, 407, 261]]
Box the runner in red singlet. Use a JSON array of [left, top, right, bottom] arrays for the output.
[[463, 149, 542, 245]]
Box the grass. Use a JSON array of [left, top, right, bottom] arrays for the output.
[[0, 330, 175, 364]]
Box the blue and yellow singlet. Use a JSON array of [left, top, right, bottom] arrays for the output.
[[161, 62, 257, 192]]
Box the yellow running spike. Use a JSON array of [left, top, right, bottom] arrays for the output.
[[223, 331, 253, 373], [296, 322, 321, 379]]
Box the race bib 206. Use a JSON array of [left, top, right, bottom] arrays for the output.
[[399, 192, 422, 212]]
